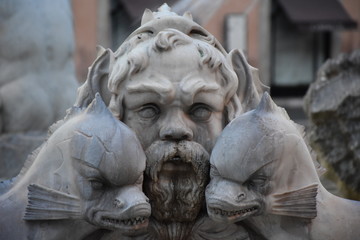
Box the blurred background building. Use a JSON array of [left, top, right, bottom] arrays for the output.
[[71, 0, 359, 124]]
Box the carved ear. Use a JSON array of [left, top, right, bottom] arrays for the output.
[[96, 45, 106, 57], [228, 49, 269, 113], [141, 9, 154, 25], [75, 47, 114, 108], [183, 11, 193, 20]]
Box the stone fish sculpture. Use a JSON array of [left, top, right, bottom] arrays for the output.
[[206, 92, 360, 240], [0, 94, 151, 239]]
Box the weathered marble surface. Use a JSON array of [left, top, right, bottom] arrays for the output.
[[206, 92, 360, 240], [0, 94, 150, 239], [76, 4, 267, 240], [304, 50, 360, 196]]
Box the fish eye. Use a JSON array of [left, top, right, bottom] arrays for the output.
[[137, 104, 160, 119], [189, 104, 212, 121], [246, 176, 267, 190]]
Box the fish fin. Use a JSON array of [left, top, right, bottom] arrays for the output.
[[269, 184, 318, 219], [24, 184, 81, 221]]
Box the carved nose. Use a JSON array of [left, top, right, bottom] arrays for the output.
[[236, 193, 246, 202], [160, 111, 194, 141], [161, 128, 193, 141], [113, 198, 124, 209], [160, 122, 193, 141]]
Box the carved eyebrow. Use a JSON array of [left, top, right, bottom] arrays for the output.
[[224, 160, 273, 184], [180, 77, 220, 95], [126, 78, 173, 96], [234, 155, 275, 183], [179, 77, 220, 102], [247, 161, 273, 179]]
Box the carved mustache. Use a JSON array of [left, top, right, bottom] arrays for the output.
[[145, 140, 210, 183]]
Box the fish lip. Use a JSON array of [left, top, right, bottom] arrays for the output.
[[94, 213, 150, 231], [93, 205, 151, 231], [207, 200, 262, 223]]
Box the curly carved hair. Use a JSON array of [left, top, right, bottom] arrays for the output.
[[108, 28, 240, 123]]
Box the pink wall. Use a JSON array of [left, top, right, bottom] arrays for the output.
[[204, 0, 261, 67], [72, 0, 98, 83], [341, 0, 360, 53]]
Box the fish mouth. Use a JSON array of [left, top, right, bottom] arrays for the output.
[[207, 202, 261, 223], [99, 215, 149, 230], [94, 205, 151, 232]]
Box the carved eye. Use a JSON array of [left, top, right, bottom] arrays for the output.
[[246, 176, 267, 190], [189, 104, 212, 121], [137, 104, 160, 119], [90, 179, 104, 190]]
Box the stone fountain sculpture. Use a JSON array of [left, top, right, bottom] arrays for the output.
[[0, 94, 151, 239], [206, 92, 360, 240], [75, 4, 268, 240], [304, 50, 360, 197]]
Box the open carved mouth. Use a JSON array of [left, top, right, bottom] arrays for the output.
[[94, 202, 151, 234], [101, 216, 148, 227], [208, 204, 260, 222], [150, 155, 193, 181], [210, 206, 259, 217], [161, 158, 193, 174], [145, 141, 209, 184]]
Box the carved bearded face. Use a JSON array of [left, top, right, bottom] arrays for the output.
[[121, 45, 227, 222]]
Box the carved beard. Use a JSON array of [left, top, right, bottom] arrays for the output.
[[144, 140, 210, 222]]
